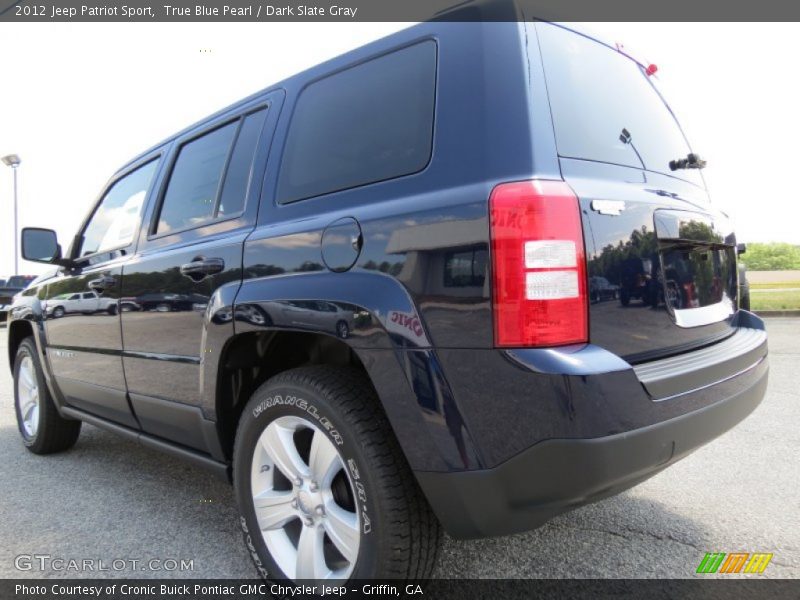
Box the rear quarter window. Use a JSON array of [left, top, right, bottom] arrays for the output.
[[277, 40, 437, 204], [536, 23, 700, 184]]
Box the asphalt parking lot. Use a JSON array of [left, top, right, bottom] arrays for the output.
[[0, 321, 797, 579]]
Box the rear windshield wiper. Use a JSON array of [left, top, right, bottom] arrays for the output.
[[619, 128, 645, 169], [669, 153, 706, 171]]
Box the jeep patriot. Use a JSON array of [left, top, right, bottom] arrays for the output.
[[8, 17, 768, 580]]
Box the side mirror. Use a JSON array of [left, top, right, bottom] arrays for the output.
[[21, 227, 73, 267], [737, 243, 747, 255]]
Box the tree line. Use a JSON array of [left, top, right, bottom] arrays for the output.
[[742, 243, 800, 271]]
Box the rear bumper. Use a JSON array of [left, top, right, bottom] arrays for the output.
[[417, 317, 769, 538]]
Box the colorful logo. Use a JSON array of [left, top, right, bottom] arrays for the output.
[[696, 552, 773, 574]]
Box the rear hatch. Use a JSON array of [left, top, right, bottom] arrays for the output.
[[535, 22, 739, 362]]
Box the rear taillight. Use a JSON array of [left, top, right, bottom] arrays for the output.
[[489, 180, 588, 347]]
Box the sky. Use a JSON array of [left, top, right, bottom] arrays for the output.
[[1, 22, 799, 276]]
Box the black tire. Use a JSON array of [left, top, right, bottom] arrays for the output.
[[53, 306, 65, 318], [335, 320, 350, 339], [13, 337, 81, 454], [233, 365, 441, 581], [620, 288, 630, 306]]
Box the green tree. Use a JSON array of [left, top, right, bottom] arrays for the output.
[[743, 243, 800, 270]]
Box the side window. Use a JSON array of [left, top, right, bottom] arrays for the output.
[[155, 108, 266, 235], [79, 159, 158, 257], [218, 110, 266, 217], [277, 40, 437, 204], [156, 122, 238, 234]]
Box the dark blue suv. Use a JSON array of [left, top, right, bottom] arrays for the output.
[[9, 20, 768, 580]]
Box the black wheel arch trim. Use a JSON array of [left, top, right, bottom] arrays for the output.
[[202, 271, 473, 472]]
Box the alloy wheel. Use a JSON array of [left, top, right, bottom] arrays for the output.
[[17, 356, 40, 437], [250, 415, 360, 580]]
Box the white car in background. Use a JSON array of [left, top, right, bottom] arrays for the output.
[[45, 291, 118, 318]]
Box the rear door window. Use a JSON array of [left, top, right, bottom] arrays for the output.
[[155, 122, 239, 234], [277, 40, 437, 204], [218, 110, 267, 217], [536, 23, 698, 182], [154, 109, 267, 235]]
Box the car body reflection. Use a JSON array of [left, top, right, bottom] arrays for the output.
[[588, 276, 619, 303], [44, 291, 118, 318], [118, 292, 210, 313], [228, 300, 360, 339]]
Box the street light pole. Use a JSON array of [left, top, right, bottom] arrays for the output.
[[2, 154, 22, 276], [12, 164, 18, 276]]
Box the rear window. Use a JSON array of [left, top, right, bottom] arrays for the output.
[[536, 23, 699, 182], [277, 40, 437, 204]]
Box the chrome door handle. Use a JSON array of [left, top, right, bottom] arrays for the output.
[[180, 257, 225, 281]]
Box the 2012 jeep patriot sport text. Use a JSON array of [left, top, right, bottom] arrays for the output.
[[8, 17, 768, 581]]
